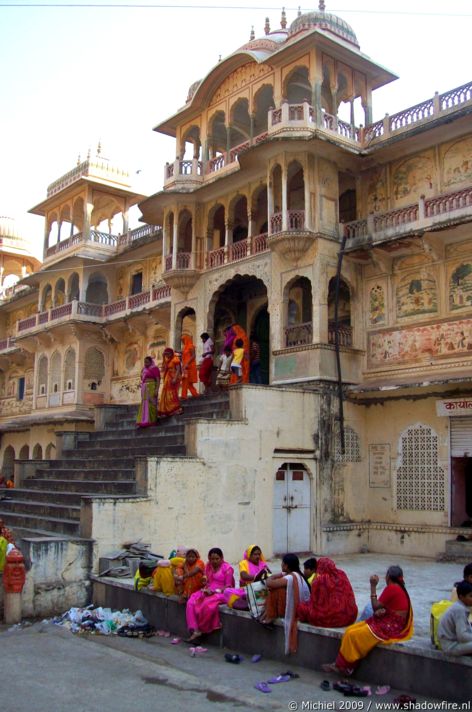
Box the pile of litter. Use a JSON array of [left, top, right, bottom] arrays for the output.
[[54, 605, 155, 637]]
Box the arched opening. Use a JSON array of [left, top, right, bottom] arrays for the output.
[[287, 160, 305, 212], [284, 66, 311, 104], [206, 205, 226, 266], [210, 275, 269, 381], [32, 443, 43, 460], [181, 125, 201, 160], [60, 205, 73, 243], [251, 185, 268, 235], [273, 463, 311, 553], [64, 347, 76, 391], [229, 97, 251, 150], [54, 278, 66, 306], [37, 355, 48, 395], [178, 209, 192, 254], [284, 276, 313, 347], [175, 307, 196, 348], [41, 284, 53, 311], [270, 164, 283, 233], [2, 445, 15, 479], [72, 197, 84, 233], [47, 214, 59, 247], [85, 272, 109, 304], [84, 347, 105, 388], [68, 272, 80, 302], [45, 442, 56, 459], [19, 444, 29, 460], [328, 277, 352, 346], [207, 111, 226, 159], [165, 211, 175, 261], [230, 195, 248, 244], [339, 171, 357, 223], [50, 351, 62, 393], [250, 306, 270, 384], [253, 84, 274, 136]]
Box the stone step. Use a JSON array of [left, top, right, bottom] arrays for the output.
[[75, 434, 183, 450], [31, 468, 136, 481], [23, 479, 136, 494], [53, 457, 136, 469], [2, 499, 81, 520], [2, 489, 84, 505], [63, 444, 187, 458], [0, 510, 80, 536], [85, 423, 185, 441]]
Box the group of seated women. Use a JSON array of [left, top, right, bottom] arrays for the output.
[[134, 545, 414, 673]]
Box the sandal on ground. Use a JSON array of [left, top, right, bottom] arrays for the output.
[[280, 671, 300, 679], [267, 675, 291, 684], [224, 653, 242, 664], [344, 686, 369, 698], [375, 686, 390, 696], [320, 680, 331, 691], [333, 682, 354, 694], [255, 682, 271, 693]]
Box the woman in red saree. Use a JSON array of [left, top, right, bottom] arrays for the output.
[[185, 547, 234, 642], [260, 553, 310, 654], [323, 565, 414, 676], [136, 356, 160, 427], [231, 324, 250, 383], [158, 348, 183, 418], [297, 557, 358, 627], [180, 334, 199, 399]]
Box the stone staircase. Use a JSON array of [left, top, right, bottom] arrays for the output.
[[0, 393, 231, 540]]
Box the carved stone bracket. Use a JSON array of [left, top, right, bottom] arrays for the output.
[[162, 269, 200, 297], [267, 231, 317, 264]]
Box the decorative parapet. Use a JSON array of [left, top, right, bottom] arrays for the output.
[[47, 158, 131, 198], [205, 233, 268, 270]]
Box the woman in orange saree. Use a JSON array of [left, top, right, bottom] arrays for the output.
[[322, 565, 414, 676], [158, 347, 183, 417], [180, 334, 199, 399], [231, 324, 250, 383]]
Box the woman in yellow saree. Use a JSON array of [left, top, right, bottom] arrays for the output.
[[158, 347, 183, 418]]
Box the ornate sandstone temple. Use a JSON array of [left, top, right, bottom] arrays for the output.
[[1, 4, 472, 613]]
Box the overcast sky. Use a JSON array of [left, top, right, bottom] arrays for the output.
[[1, 0, 471, 257]]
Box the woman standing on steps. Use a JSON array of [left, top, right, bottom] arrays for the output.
[[158, 348, 183, 418], [136, 356, 160, 427]]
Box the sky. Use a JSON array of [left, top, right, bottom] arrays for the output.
[[0, 0, 471, 258]]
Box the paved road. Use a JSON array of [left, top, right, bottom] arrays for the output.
[[1, 621, 440, 712]]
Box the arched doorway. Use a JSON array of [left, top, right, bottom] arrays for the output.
[[209, 275, 269, 361], [273, 463, 311, 553], [251, 307, 270, 384]]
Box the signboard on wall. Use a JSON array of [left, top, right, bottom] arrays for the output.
[[436, 399, 472, 416], [369, 443, 391, 488]]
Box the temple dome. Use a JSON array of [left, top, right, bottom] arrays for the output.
[[0, 216, 24, 240], [289, 5, 359, 49]]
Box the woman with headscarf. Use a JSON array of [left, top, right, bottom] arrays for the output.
[[185, 547, 234, 642], [322, 565, 414, 676], [297, 557, 358, 628], [174, 548, 206, 602], [158, 347, 183, 418], [260, 553, 310, 654], [180, 334, 199, 399], [136, 356, 160, 427], [224, 544, 271, 609]]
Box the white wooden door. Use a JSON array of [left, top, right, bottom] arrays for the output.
[[273, 465, 311, 554]]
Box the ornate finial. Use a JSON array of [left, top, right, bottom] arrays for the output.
[[77, 154, 81, 166], [264, 17, 270, 35], [218, 54, 222, 62], [319, 0, 326, 11], [250, 25, 255, 40], [86, 148, 91, 161], [97, 140, 102, 156], [281, 7, 287, 29], [298, 5, 302, 16]]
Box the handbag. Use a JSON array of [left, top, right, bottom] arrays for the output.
[[246, 579, 268, 620]]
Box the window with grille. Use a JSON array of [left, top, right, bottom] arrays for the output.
[[334, 425, 361, 462], [396, 424, 445, 511]]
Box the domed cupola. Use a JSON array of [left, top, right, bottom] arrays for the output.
[[289, 1, 360, 49]]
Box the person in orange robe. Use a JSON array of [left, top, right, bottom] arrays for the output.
[[180, 334, 199, 399], [231, 324, 250, 383], [158, 348, 183, 417]]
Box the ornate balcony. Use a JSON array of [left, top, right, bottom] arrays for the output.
[[344, 185, 472, 249], [328, 324, 353, 348], [162, 252, 199, 295], [267, 210, 316, 263], [45, 229, 118, 264], [164, 158, 204, 189], [285, 322, 313, 348], [205, 233, 269, 270]]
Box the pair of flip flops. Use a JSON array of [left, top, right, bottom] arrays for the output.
[[255, 673, 298, 693], [189, 645, 207, 657]]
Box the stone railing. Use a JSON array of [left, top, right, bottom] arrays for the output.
[[164, 159, 203, 183], [344, 185, 472, 245], [45, 230, 117, 259], [118, 224, 162, 249], [328, 324, 353, 348], [0, 336, 16, 352], [229, 141, 250, 163], [270, 210, 305, 234], [208, 154, 226, 174], [285, 322, 313, 347], [270, 212, 283, 234], [164, 252, 192, 271], [104, 287, 170, 319], [205, 233, 269, 269]]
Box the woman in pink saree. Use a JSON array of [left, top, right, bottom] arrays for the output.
[[185, 547, 234, 642], [136, 356, 160, 427]]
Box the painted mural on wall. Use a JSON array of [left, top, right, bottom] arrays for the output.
[[369, 284, 386, 325], [396, 273, 437, 318], [449, 263, 472, 311], [368, 317, 472, 367], [392, 153, 434, 205], [366, 168, 387, 214], [443, 136, 472, 188]]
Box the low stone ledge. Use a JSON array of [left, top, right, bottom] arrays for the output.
[[91, 576, 472, 703]]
